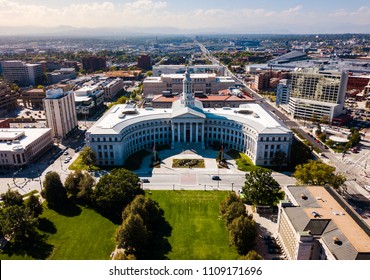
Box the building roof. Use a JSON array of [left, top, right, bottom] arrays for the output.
[[0, 128, 51, 152], [284, 186, 370, 259], [88, 102, 290, 136]]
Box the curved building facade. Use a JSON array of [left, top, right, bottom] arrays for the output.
[[86, 70, 293, 167]]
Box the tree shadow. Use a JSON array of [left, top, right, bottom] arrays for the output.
[[142, 211, 173, 260], [37, 217, 57, 234], [2, 233, 54, 260], [48, 199, 82, 217]]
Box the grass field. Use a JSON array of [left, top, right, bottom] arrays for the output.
[[0, 204, 117, 260], [148, 190, 239, 260]]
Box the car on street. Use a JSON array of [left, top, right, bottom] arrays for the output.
[[63, 151, 69, 155], [142, 178, 150, 183], [364, 185, 370, 192], [212, 175, 221, 180]]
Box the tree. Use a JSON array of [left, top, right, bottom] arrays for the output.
[[0, 205, 38, 243], [25, 194, 43, 218], [293, 160, 346, 191], [122, 195, 162, 231], [116, 214, 148, 256], [93, 168, 144, 221], [65, 170, 95, 204], [41, 172, 67, 208], [242, 168, 281, 206], [0, 189, 23, 208], [65, 170, 85, 198], [319, 115, 329, 124], [290, 140, 313, 167], [228, 215, 257, 255], [145, 70, 153, 77], [220, 192, 248, 227], [239, 250, 263, 260], [80, 146, 96, 170]]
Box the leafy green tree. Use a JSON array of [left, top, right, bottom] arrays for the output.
[[93, 168, 144, 221], [122, 195, 162, 231], [25, 194, 43, 218], [0, 205, 38, 243], [293, 160, 346, 191], [116, 213, 148, 256], [228, 215, 257, 255], [80, 146, 96, 170], [220, 192, 248, 226], [41, 172, 67, 208], [0, 189, 23, 208], [242, 168, 281, 206], [65, 170, 95, 204], [65, 170, 85, 198], [239, 250, 264, 260], [318, 132, 326, 142], [290, 140, 313, 167]]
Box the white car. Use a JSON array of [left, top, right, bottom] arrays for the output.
[[364, 185, 370, 192]]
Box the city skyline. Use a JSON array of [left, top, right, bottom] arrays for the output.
[[0, 0, 369, 35]]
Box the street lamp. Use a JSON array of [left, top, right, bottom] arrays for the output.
[[231, 182, 234, 192], [173, 184, 175, 191], [204, 184, 206, 191]]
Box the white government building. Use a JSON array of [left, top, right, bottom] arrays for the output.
[[87, 69, 293, 167]]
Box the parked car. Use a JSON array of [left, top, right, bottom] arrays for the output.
[[212, 175, 221, 180], [142, 178, 150, 183]]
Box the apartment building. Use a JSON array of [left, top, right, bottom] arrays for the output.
[[43, 88, 78, 139]]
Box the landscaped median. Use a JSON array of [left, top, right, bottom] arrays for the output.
[[172, 158, 205, 168]]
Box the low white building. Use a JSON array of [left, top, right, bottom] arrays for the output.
[[143, 73, 235, 96], [87, 69, 292, 167], [0, 128, 52, 172], [74, 85, 104, 117]]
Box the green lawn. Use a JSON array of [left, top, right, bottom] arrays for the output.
[[0, 204, 117, 260], [68, 155, 100, 171], [226, 149, 260, 172], [148, 190, 239, 260]]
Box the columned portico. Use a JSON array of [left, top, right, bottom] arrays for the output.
[[171, 120, 205, 149]]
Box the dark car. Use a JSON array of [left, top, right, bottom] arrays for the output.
[[142, 179, 150, 183], [212, 175, 221, 180]]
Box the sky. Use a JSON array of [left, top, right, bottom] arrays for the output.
[[0, 0, 369, 34]]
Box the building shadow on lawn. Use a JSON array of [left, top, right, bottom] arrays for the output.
[[2, 233, 54, 260]]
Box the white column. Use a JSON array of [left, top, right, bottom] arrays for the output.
[[201, 123, 205, 147], [190, 123, 193, 142], [183, 122, 186, 143], [172, 123, 175, 144], [177, 123, 180, 143], [196, 123, 199, 143]]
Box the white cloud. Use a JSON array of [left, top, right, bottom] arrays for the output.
[[0, 1, 368, 32]]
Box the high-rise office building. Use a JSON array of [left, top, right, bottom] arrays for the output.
[[0, 60, 43, 86], [288, 68, 348, 121], [43, 88, 78, 139]]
